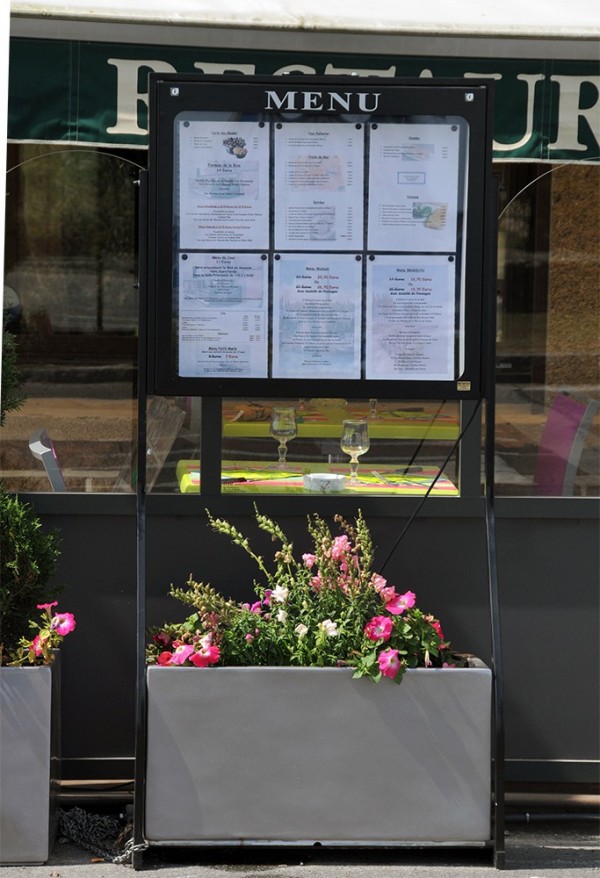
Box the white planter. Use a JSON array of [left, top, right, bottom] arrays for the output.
[[0, 662, 59, 864], [145, 662, 491, 847]]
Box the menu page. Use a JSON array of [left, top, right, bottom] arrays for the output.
[[367, 122, 463, 253], [274, 122, 364, 250], [178, 252, 268, 377], [177, 120, 270, 249], [272, 254, 362, 379], [365, 255, 456, 380]]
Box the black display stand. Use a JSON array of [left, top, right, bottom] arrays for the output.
[[132, 74, 504, 869]]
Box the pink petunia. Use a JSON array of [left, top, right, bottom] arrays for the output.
[[302, 553, 316, 569], [157, 651, 173, 666], [170, 643, 195, 665], [36, 602, 58, 612], [377, 648, 402, 679], [31, 634, 46, 656], [189, 645, 221, 667], [429, 618, 445, 642], [364, 615, 393, 642], [385, 590, 417, 616], [51, 612, 76, 636]]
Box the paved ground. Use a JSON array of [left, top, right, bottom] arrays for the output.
[[2, 816, 598, 877]]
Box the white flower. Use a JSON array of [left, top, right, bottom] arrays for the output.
[[276, 609, 288, 624], [272, 585, 289, 604], [318, 618, 340, 638], [295, 623, 309, 638]]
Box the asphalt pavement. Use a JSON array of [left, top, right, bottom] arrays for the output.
[[1, 814, 598, 878]]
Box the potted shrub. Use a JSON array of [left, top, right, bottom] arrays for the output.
[[0, 330, 76, 865], [144, 509, 491, 847]]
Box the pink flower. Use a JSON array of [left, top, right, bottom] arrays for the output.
[[379, 586, 397, 603], [157, 651, 173, 666], [262, 589, 273, 606], [51, 612, 76, 636], [442, 662, 456, 668], [250, 601, 262, 614], [189, 645, 220, 667], [302, 553, 316, 569], [371, 574, 387, 593], [170, 643, 194, 665], [364, 615, 393, 642], [385, 590, 416, 616], [311, 575, 323, 592], [245, 633, 255, 643], [377, 648, 401, 679], [331, 535, 350, 560], [31, 634, 46, 656], [36, 602, 58, 612], [153, 631, 171, 647], [428, 617, 445, 642]]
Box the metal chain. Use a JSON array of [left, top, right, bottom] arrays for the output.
[[58, 806, 148, 865]]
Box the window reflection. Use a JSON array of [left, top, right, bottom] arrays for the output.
[[494, 163, 599, 496], [2, 145, 142, 492]]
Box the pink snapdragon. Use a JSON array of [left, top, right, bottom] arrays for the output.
[[331, 535, 351, 561], [302, 553, 316, 569], [51, 612, 76, 636], [364, 615, 393, 642], [377, 648, 401, 679], [310, 575, 323, 592], [371, 574, 387, 593], [385, 590, 417, 616]]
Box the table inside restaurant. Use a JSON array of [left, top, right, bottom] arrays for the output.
[[176, 460, 458, 496]]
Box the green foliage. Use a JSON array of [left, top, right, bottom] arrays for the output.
[[0, 489, 61, 663], [1, 330, 26, 425]]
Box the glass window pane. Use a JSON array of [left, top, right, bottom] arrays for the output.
[[208, 397, 460, 497], [2, 145, 142, 492], [494, 163, 599, 497]]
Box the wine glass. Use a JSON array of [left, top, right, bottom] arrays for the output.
[[270, 407, 297, 468], [340, 419, 370, 485]]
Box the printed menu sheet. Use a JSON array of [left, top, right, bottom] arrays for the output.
[[177, 120, 270, 249], [272, 254, 362, 379], [178, 253, 268, 377], [274, 122, 364, 250], [367, 122, 463, 253], [366, 255, 456, 380]]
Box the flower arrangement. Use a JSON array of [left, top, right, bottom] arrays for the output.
[[6, 601, 76, 666], [147, 508, 462, 684]]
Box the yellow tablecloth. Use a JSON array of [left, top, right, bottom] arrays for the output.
[[176, 460, 458, 496]]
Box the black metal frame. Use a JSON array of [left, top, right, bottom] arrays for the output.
[[146, 74, 490, 401], [133, 74, 505, 869]]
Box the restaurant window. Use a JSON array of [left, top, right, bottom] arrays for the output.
[[3, 148, 598, 498], [2, 144, 143, 492], [493, 162, 599, 497]]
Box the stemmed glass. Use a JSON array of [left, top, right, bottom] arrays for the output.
[[340, 419, 370, 485], [270, 407, 297, 469]]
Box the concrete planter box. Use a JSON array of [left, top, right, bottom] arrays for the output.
[[145, 662, 491, 847], [0, 661, 60, 864]]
